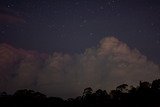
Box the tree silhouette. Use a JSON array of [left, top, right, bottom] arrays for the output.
[[83, 87, 93, 96], [0, 92, 8, 97], [1, 79, 160, 107], [152, 79, 160, 90], [116, 84, 128, 93], [139, 81, 151, 90]]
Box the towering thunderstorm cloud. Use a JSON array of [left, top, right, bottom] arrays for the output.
[[0, 37, 159, 98]]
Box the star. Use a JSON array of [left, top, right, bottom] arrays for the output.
[[151, 22, 155, 26], [83, 19, 87, 24], [100, 6, 104, 10], [138, 29, 142, 33], [89, 32, 94, 36], [0, 30, 5, 34], [79, 24, 84, 28], [62, 25, 65, 28], [75, 2, 79, 5]]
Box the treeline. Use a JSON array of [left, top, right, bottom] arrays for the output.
[[1, 79, 160, 107]]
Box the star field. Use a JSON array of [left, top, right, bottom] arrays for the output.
[[0, 0, 160, 64]]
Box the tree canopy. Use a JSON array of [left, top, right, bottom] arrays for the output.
[[1, 79, 160, 107]]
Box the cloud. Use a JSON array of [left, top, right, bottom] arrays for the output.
[[0, 14, 25, 24], [0, 7, 25, 24], [0, 37, 159, 98]]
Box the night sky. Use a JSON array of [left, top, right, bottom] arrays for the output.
[[0, 0, 160, 98], [0, 0, 160, 63]]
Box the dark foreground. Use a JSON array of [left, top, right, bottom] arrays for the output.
[[1, 79, 160, 107]]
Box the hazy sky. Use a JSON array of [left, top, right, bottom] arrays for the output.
[[0, 0, 160, 98]]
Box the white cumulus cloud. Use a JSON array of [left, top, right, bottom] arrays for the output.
[[0, 36, 159, 98]]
